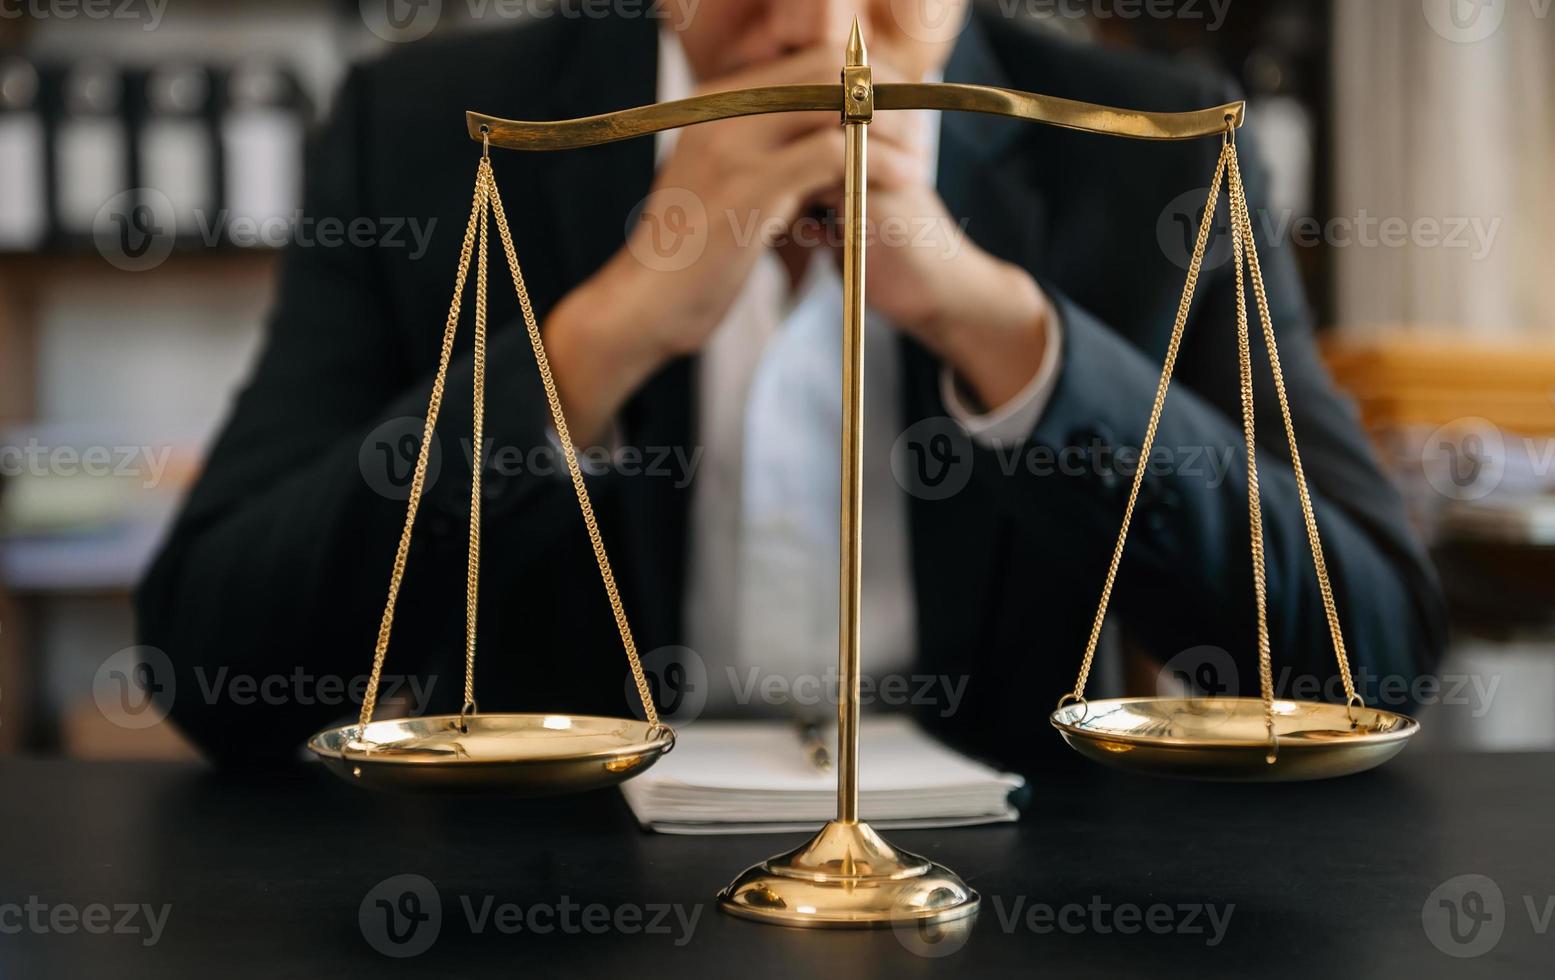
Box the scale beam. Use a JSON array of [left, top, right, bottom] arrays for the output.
[[467, 84, 1244, 151]]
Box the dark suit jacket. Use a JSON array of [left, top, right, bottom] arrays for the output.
[[136, 9, 1447, 769]]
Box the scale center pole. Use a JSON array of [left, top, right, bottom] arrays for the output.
[[837, 18, 870, 827], [717, 22, 980, 927]]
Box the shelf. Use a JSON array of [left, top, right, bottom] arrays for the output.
[[0, 249, 280, 285]]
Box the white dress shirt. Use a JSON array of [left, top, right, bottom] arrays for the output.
[[652, 31, 1062, 711]]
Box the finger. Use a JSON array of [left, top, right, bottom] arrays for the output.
[[698, 47, 913, 102], [866, 139, 927, 191], [863, 109, 924, 158], [811, 140, 926, 207], [689, 49, 917, 149], [695, 47, 844, 93], [747, 127, 849, 219], [730, 102, 919, 159]]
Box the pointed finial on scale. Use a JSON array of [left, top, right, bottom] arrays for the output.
[[846, 17, 867, 67]]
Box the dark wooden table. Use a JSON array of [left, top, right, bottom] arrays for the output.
[[1, 751, 1550, 978]]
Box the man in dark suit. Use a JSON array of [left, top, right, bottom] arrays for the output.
[[136, 1, 1446, 768]]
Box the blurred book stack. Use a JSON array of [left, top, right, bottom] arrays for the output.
[[1325, 333, 1555, 634], [0, 424, 200, 593], [0, 0, 469, 757], [1326, 336, 1555, 435]]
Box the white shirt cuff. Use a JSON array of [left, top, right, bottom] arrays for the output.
[[543, 420, 623, 478], [939, 316, 1063, 448]]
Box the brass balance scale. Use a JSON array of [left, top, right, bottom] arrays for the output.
[[309, 21, 1420, 928]]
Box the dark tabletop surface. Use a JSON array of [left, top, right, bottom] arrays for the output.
[[1, 750, 1551, 978]]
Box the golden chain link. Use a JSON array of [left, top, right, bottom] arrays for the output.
[[1226, 143, 1276, 749], [360, 155, 660, 732], [1064, 141, 1230, 706], [1226, 150, 1358, 707], [359, 162, 488, 730], [464, 177, 489, 712], [480, 165, 660, 729]]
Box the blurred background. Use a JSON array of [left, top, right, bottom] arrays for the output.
[[1, 0, 1551, 759]]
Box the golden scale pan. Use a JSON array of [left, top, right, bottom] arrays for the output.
[[308, 21, 1419, 926]]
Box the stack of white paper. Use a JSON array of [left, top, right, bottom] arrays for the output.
[[620, 716, 1024, 835]]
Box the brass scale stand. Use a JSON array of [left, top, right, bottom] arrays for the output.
[[311, 22, 1420, 928]]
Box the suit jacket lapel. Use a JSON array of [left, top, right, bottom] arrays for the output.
[[937, 15, 1048, 272], [907, 14, 1050, 684], [541, 15, 691, 651], [542, 14, 660, 282]]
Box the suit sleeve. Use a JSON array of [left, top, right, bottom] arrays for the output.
[[134, 66, 604, 764]]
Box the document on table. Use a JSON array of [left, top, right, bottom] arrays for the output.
[[619, 716, 1025, 835]]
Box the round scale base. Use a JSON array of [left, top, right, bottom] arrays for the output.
[[718, 820, 980, 929]]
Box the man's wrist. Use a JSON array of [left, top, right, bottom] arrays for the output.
[[923, 258, 1052, 412], [940, 305, 1063, 447], [545, 265, 671, 444]]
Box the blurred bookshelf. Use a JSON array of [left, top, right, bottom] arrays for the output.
[[0, 0, 528, 755], [0, 0, 348, 756], [0, 249, 277, 755]]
